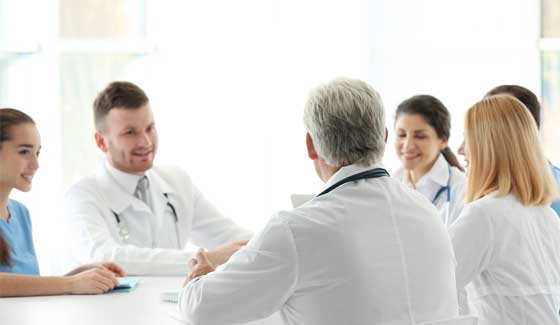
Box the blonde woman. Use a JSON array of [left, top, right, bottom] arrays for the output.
[[450, 95, 560, 324]]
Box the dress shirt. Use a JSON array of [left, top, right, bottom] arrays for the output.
[[105, 162, 153, 211]]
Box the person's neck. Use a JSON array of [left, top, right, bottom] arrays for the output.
[[317, 159, 345, 183], [106, 159, 146, 177], [408, 158, 438, 186], [0, 188, 11, 221]]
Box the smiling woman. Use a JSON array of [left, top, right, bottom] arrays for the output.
[[392, 95, 467, 226], [449, 95, 560, 324], [0, 108, 37, 267], [0, 107, 126, 297]]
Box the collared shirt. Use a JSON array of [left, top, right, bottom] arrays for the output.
[[450, 193, 560, 325], [179, 163, 459, 324], [550, 161, 560, 216], [105, 160, 153, 212], [0, 200, 39, 275], [394, 154, 467, 226]]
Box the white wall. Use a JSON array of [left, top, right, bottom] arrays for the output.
[[368, 0, 540, 169], [146, 0, 371, 231]]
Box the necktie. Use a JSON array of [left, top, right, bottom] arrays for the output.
[[134, 176, 150, 206]]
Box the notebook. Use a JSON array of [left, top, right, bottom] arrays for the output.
[[112, 277, 142, 292]]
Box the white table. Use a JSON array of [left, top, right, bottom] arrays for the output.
[[0, 277, 282, 325]]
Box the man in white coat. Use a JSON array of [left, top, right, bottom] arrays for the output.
[[64, 81, 252, 275], [179, 78, 460, 324]]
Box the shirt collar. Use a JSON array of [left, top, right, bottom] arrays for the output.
[[417, 154, 449, 188], [393, 154, 449, 188], [104, 159, 145, 195], [321, 162, 386, 193]]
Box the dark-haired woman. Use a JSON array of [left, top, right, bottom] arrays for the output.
[[0, 108, 125, 297], [393, 95, 466, 226]]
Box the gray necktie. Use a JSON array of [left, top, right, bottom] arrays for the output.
[[134, 176, 150, 206]]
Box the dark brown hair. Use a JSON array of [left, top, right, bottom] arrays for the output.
[[93, 81, 149, 130], [486, 85, 541, 129], [395, 95, 464, 172], [0, 108, 35, 266]]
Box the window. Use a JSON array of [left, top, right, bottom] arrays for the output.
[[0, 0, 152, 274], [541, 0, 560, 164]]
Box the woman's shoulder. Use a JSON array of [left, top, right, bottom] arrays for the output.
[[448, 166, 467, 200], [449, 165, 467, 184], [391, 166, 405, 180], [7, 199, 31, 220], [464, 194, 526, 219], [8, 199, 28, 211]]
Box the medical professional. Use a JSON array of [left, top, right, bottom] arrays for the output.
[[0, 108, 125, 297], [486, 85, 560, 216], [64, 81, 252, 275], [393, 95, 467, 226], [178, 78, 460, 324], [451, 95, 560, 324]]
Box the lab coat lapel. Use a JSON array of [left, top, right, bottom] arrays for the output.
[[146, 168, 178, 229], [430, 154, 449, 188]]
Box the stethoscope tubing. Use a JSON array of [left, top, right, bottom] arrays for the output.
[[431, 165, 452, 204], [111, 193, 181, 248]]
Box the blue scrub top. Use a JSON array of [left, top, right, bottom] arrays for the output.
[[0, 199, 39, 275], [551, 162, 560, 217]]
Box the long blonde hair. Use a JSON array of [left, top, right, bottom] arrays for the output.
[[465, 95, 558, 205]]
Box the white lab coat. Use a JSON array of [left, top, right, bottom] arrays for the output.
[[64, 161, 252, 275], [394, 154, 467, 226], [449, 193, 560, 325], [179, 163, 459, 325]]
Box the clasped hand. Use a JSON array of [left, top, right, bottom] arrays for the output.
[[185, 239, 248, 284]]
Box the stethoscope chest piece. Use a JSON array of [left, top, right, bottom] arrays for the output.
[[111, 193, 179, 246], [118, 223, 130, 241], [112, 210, 130, 242]]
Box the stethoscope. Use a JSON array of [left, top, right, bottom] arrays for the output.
[[431, 165, 452, 225], [111, 193, 181, 248], [317, 168, 390, 197]]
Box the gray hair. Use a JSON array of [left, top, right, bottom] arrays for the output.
[[303, 78, 386, 167]]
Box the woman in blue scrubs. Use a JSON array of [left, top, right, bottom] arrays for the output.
[[0, 108, 125, 296]]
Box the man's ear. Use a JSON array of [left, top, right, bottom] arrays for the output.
[[385, 127, 388, 143], [306, 133, 318, 160], [95, 131, 108, 152]]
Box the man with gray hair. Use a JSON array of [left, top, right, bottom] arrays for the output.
[[178, 78, 459, 324]]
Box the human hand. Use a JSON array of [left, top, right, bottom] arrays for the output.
[[66, 262, 126, 277], [98, 262, 126, 277], [205, 239, 249, 267], [186, 248, 215, 284], [67, 266, 119, 294]]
